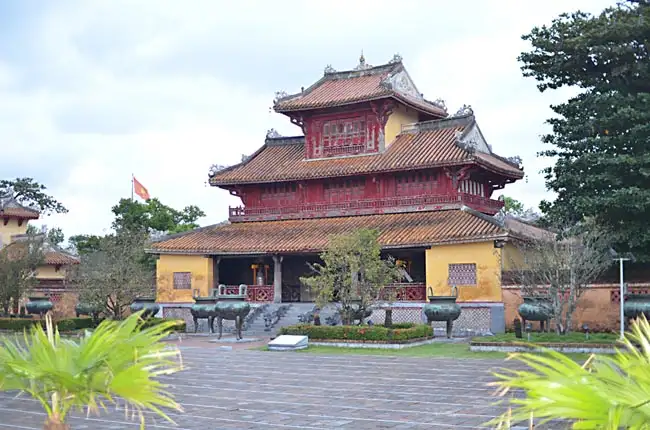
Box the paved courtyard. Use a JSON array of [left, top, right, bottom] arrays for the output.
[[0, 340, 539, 429]]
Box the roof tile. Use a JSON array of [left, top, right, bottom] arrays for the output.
[[150, 210, 506, 254], [210, 117, 522, 185]]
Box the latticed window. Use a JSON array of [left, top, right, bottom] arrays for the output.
[[448, 263, 477, 286], [173, 272, 192, 290], [324, 178, 366, 203], [396, 171, 438, 195]]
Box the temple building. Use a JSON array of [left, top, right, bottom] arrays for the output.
[[0, 192, 79, 308], [150, 54, 543, 333]]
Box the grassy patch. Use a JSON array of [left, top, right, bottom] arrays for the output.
[[475, 332, 619, 344], [265, 342, 506, 359]]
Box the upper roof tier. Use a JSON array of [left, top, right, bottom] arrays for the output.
[[209, 113, 523, 186], [273, 54, 448, 118], [0, 190, 39, 220]]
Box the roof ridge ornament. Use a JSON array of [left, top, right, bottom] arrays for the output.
[[266, 128, 282, 139], [354, 50, 372, 71], [432, 98, 447, 112], [324, 64, 336, 75], [208, 164, 228, 178], [454, 104, 474, 117], [273, 91, 288, 105], [389, 53, 403, 64]]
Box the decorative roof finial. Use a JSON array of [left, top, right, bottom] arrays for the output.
[[354, 50, 372, 71], [324, 64, 336, 75], [454, 104, 474, 117], [389, 53, 403, 64]]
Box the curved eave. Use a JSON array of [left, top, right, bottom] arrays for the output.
[[208, 158, 521, 187], [274, 93, 447, 118]]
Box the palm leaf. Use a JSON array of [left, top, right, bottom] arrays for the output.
[[489, 315, 650, 429], [0, 311, 183, 427]]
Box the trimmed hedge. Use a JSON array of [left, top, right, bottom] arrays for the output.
[[141, 317, 186, 333], [0, 317, 185, 333], [0, 317, 99, 332], [279, 323, 432, 342]]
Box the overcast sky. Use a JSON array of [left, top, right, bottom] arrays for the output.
[[1, 0, 614, 239]]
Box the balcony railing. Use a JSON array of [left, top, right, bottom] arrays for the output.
[[215, 283, 425, 303], [229, 193, 504, 221], [381, 283, 426, 302]]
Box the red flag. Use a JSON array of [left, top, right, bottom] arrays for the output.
[[133, 177, 150, 200]]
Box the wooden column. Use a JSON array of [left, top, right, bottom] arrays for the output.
[[273, 255, 283, 303], [213, 256, 221, 295]]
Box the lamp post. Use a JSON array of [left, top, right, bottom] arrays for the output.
[[611, 250, 635, 340]]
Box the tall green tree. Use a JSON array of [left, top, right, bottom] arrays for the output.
[[0, 233, 45, 315], [71, 232, 154, 319], [519, 1, 650, 258], [300, 229, 401, 325], [0, 178, 67, 215], [111, 198, 205, 235], [67, 234, 103, 256]]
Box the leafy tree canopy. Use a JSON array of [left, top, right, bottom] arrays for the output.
[[520, 1, 650, 258], [300, 229, 401, 325], [0, 178, 67, 215], [71, 231, 154, 319], [68, 234, 103, 255], [111, 198, 205, 235]]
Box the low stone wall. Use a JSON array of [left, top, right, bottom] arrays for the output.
[[503, 284, 650, 332], [369, 302, 504, 335]]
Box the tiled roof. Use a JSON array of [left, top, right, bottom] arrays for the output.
[[3, 235, 80, 265], [148, 209, 508, 255], [274, 61, 447, 117], [0, 204, 39, 220], [44, 249, 80, 265], [209, 115, 523, 186]]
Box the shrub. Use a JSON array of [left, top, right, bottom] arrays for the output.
[[279, 323, 432, 342], [387, 322, 416, 329], [0, 317, 99, 332], [141, 318, 186, 334]]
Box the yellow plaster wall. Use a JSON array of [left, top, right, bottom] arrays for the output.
[[36, 265, 66, 280], [156, 254, 214, 303], [426, 241, 502, 302], [502, 242, 524, 271], [384, 104, 419, 146], [0, 218, 28, 247]]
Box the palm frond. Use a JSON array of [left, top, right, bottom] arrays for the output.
[[0, 311, 183, 427], [489, 315, 650, 429]]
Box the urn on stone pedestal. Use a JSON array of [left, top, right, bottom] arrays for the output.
[[25, 296, 53, 317], [130, 297, 160, 319], [517, 296, 552, 332], [214, 284, 251, 340], [190, 297, 219, 333], [423, 287, 461, 338]]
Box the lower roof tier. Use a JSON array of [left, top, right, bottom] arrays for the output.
[[148, 207, 551, 256]]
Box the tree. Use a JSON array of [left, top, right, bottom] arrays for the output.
[[46, 227, 64, 247], [498, 196, 542, 224], [300, 229, 401, 325], [507, 222, 612, 334], [0, 313, 183, 429], [490, 316, 650, 429], [503, 196, 525, 216], [71, 232, 154, 319], [111, 198, 205, 235], [67, 234, 103, 255], [519, 1, 650, 259], [0, 233, 44, 315], [0, 178, 67, 215]]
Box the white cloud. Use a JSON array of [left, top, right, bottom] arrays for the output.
[[2, 0, 615, 237]]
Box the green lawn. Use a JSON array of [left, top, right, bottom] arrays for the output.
[[260, 341, 592, 361], [475, 332, 620, 344], [269, 342, 506, 358]]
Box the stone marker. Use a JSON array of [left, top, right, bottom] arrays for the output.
[[268, 335, 308, 351]]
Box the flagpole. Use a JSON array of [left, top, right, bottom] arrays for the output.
[[131, 174, 134, 202]]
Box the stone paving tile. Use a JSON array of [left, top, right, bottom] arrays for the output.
[[0, 346, 544, 429]]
